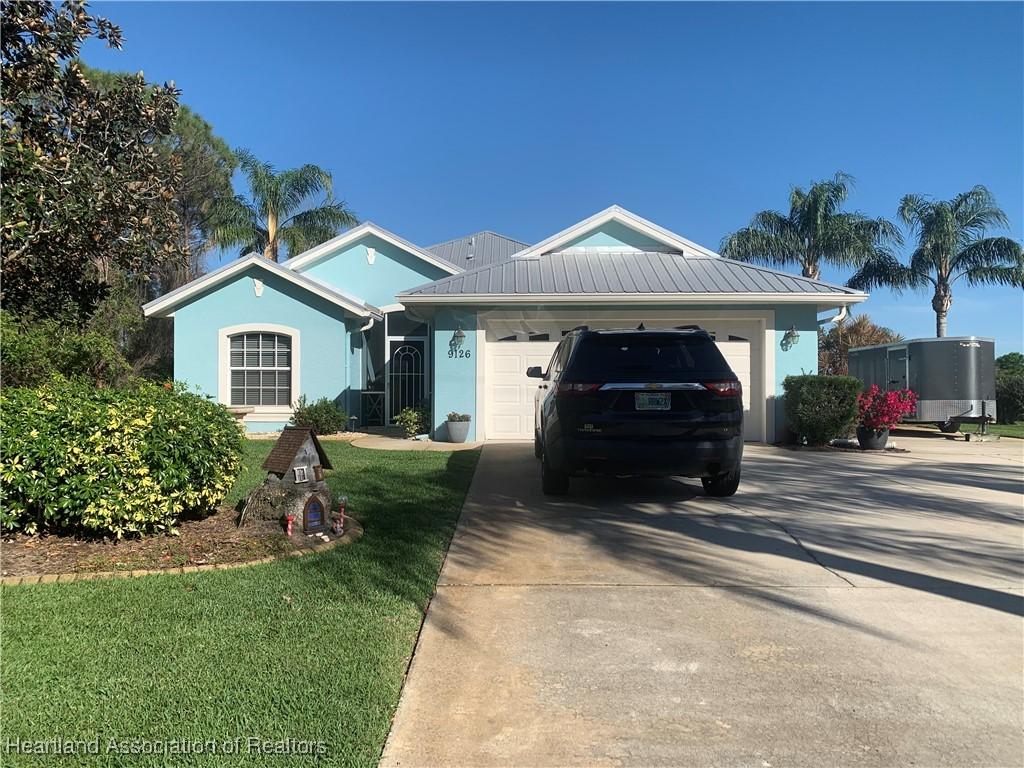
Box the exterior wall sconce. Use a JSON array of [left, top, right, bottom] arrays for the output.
[[450, 327, 466, 350], [781, 325, 800, 351]]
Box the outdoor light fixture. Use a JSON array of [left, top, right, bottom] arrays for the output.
[[781, 325, 801, 351], [451, 327, 466, 350]]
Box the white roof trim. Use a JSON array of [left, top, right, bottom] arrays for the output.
[[398, 291, 869, 306], [281, 222, 461, 275], [143, 253, 383, 319], [512, 205, 722, 260]]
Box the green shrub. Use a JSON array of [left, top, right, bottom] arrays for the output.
[[290, 395, 347, 434], [783, 375, 862, 445], [996, 371, 1024, 424], [446, 412, 471, 422], [1, 313, 133, 388], [394, 406, 429, 439], [0, 380, 244, 537]]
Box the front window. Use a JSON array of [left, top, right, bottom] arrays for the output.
[[229, 332, 291, 406]]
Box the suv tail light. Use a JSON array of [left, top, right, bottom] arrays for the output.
[[704, 381, 742, 398], [556, 382, 602, 397]]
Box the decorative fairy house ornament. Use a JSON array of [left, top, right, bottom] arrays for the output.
[[239, 427, 333, 533]]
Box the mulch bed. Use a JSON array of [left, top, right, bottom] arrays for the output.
[[1, 507, 346, 578]]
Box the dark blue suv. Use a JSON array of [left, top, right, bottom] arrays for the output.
[[528, 327, 743, 496]]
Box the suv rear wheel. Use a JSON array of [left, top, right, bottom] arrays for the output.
[[702, 468, 740, 497], [541, 448, 569, 495]]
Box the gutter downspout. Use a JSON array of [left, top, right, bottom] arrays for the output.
[[355, 316, 377, 427], [818, 305, 848, 326]]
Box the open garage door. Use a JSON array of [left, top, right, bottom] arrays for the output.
[[481, 320, 763, 442]]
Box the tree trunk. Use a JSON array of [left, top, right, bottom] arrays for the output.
[[264, 210, 278, 261], [801, 261, 820, 281], [932, 284, 952, 337]]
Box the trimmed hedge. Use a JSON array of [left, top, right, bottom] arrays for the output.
[[0, 380, 244, 537], [783, 374, 862, 445], [996, 371, 1024, 424], [290, 395, 347, 435]]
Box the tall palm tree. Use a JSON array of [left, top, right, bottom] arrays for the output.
[[720, 172, 900, 281], [848, 186, 1023, 337], [212, 149, 357, 262]]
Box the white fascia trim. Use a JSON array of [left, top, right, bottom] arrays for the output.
[[281, 222, 461, 275], [511, 205, 723, 260], [142, 254, 381, 319], [218, 323, 301, 422], [399, 292, 869, 306]]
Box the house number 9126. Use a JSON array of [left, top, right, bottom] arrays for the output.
[[448, 349, 472, 359]]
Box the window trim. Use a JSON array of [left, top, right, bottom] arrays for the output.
[[218, 323, 301, 419]]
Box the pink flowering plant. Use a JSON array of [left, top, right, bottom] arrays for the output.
[[856, 385, 918, 431]]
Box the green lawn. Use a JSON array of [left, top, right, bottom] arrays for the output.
[[2, 440, 479, 767], [980, 422, 1024, 439]]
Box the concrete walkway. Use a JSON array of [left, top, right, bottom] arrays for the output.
[[382, 437, 1023, 768], [350, 435, 481, 452]]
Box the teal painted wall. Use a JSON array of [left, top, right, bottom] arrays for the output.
[[557, 221, 669, 252], [298, 234, 450, 307], [172, 266, 354, 433], [772, 304, 820, 437], [431, 308, 478, 441]]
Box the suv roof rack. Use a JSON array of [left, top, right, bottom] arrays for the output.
[[674, 324, 704, 331], [569, 325, 589, 333]]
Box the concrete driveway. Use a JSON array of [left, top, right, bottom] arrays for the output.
[[382, 436, 1024, 767]]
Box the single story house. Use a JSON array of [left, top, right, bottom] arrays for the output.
[[143, 205, 867, 443]]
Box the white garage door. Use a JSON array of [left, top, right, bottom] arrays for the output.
[[485, 340, 559, 440], [715, 340, 755, 442], [482, 324, 761, 442]]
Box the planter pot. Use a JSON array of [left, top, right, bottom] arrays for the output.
[[446, 420, 471, 443], [856, 426, 889, 450]]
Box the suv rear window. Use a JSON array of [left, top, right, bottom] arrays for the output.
[[568, 334, 729, 379]]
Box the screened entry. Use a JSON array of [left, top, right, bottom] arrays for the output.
[[360, 310, 429, 426]]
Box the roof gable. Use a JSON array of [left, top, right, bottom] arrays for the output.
[[142, 254, 382, 319], [282, 222, 461, 275], [515, 205, 721, 260]]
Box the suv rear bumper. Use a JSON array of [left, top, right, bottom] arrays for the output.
[[548, 434, 743, 478]]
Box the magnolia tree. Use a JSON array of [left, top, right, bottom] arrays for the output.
[[1, 0, 183, 323]]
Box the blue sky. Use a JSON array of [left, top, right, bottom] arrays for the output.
[[85, 2, 1023, 352]]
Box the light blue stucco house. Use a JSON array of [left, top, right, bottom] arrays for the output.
[[144, 206, 867, 443]]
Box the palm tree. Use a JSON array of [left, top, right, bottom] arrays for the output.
[[848, 186, 1023, 337], [720, 172, 900, 281], [212, 150, 357, 262]]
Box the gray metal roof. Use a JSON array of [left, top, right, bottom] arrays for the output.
[[400, 251, 864, 300], [427, 231, 529, 269]]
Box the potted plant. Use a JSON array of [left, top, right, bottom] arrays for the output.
[[855, 384, 917, 450], [446, 412, 472, 443]]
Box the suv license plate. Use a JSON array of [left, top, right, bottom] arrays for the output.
[[635, 392, 671, 411]]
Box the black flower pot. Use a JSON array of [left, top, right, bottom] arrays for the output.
[[856, 426, 889, 450]]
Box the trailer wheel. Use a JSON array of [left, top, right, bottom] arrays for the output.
[[939, 421, 961, 434]]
